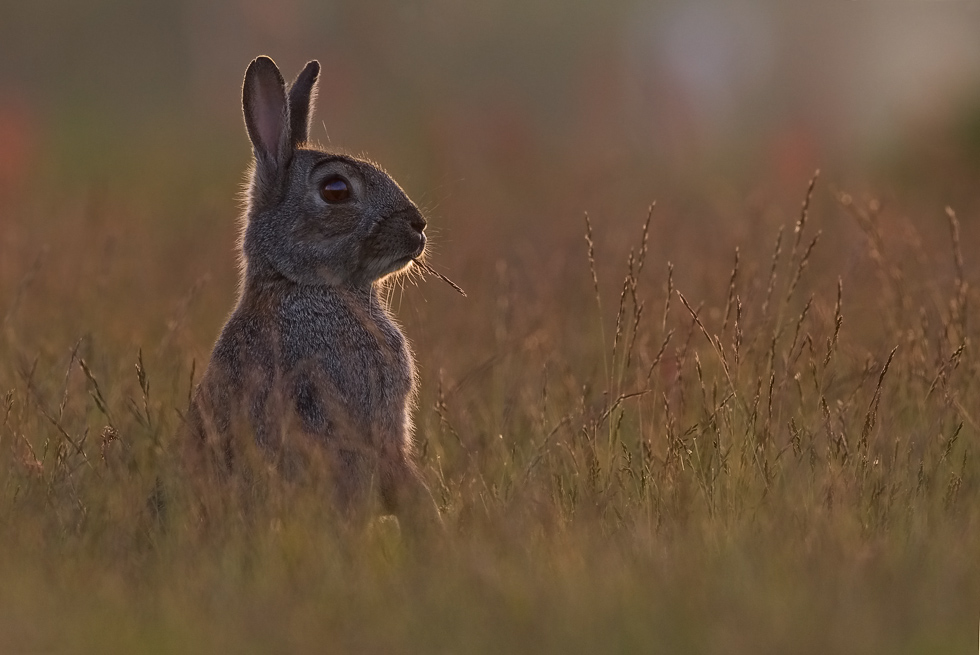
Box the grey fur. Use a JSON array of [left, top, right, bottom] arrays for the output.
[[189, 56, 434, 520]]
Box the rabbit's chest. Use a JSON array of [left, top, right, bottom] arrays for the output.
[[279, 297, 413, 436]]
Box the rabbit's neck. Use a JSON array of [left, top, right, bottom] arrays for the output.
[[240, 275, 392, 320], [242, 267, 378, 297]]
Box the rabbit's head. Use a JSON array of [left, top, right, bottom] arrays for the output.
[[240, 56, 427, 290]]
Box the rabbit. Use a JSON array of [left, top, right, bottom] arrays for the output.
[[188, 56, 437, 524]]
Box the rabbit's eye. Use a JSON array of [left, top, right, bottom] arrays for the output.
[[320, 176, 350, 203]]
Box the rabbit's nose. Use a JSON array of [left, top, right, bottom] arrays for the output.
[[410, 213, 427, 233]]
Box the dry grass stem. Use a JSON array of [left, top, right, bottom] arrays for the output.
[[412, 258, 467, 297]]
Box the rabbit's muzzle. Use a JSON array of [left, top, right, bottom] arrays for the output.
[[409, 212, 427, 234], [414, 230, 427, 257], [397, 207, 427, 257], [363, 208, 427, 279]]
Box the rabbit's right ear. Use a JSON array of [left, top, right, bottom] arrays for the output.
[[243, 56, 291, 189], [288, 61, 320, 147]]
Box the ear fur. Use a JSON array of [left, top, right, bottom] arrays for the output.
[[243, 56, 290, 189], [288, 61, 320, 147]]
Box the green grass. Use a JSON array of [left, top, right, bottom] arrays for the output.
[[0, 172, 977, 654]]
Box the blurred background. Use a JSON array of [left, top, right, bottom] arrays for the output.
[[1, 0, 979, 360], [2, 0, 980, 189]]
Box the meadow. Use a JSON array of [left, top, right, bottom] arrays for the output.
[[2, 3, 980, 651], [0, 157, 978, 653]]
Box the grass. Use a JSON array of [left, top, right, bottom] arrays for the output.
[[0, 168, 977, 654]]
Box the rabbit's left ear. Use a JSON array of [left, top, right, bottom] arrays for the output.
[[243, 56, 291, 176], [288, 61, 320, 147]]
